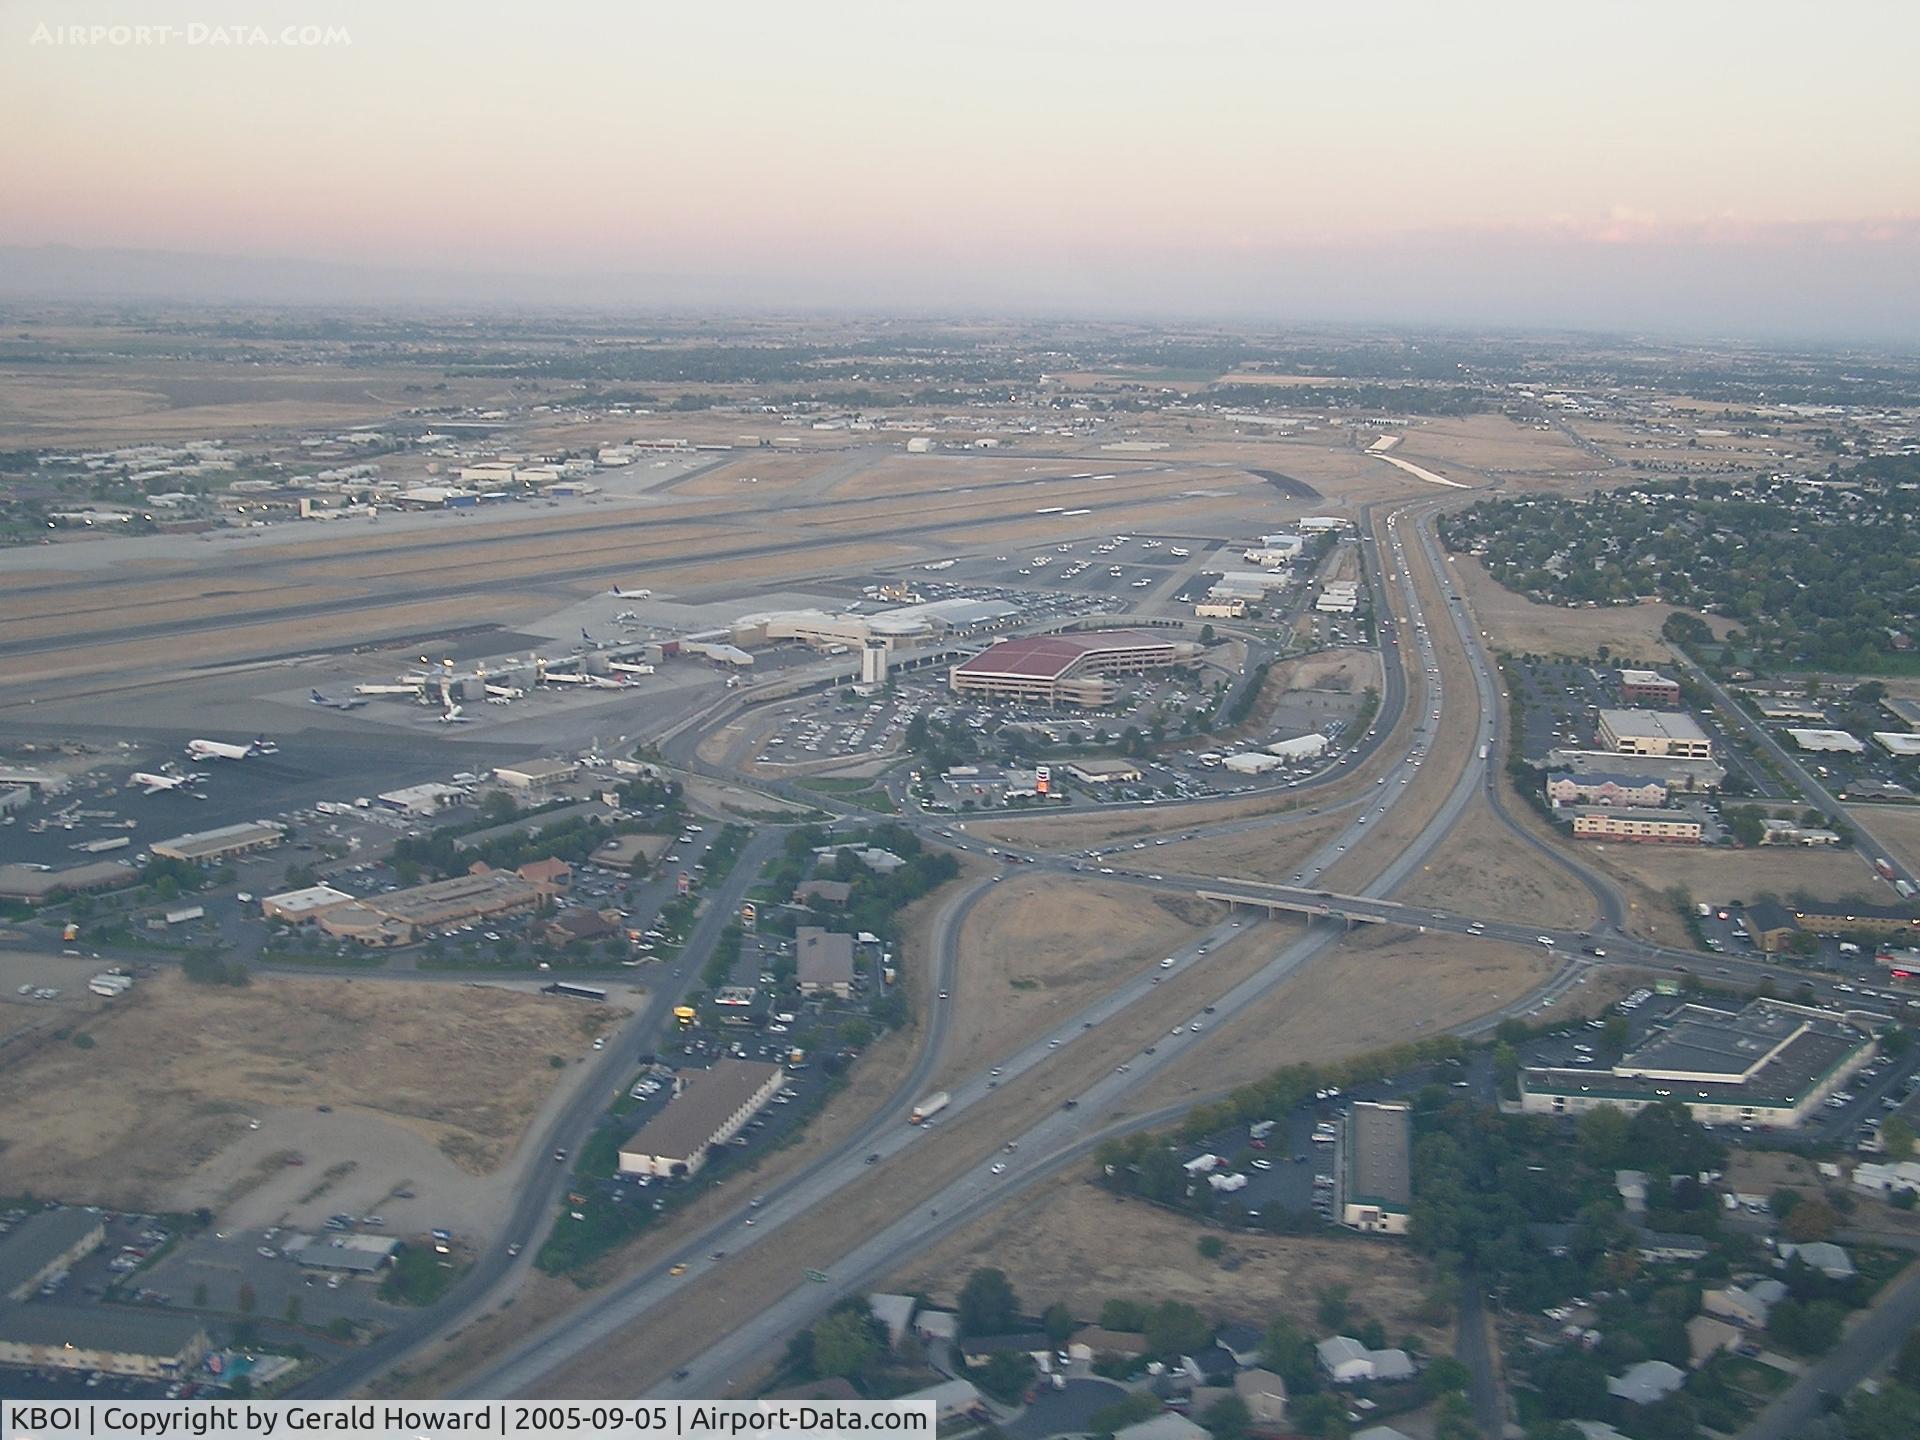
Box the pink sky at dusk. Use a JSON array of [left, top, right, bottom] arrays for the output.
[[4, 0, 1917, 334]]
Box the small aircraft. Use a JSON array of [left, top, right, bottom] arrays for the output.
[[129, 770, 209, 795], [187, 736, 278, 761], [437, 702, 474, 724], [309, 690, 368, 711]]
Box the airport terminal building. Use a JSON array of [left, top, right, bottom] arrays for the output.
[[1519, 999, 1872, 1128], [948, 630, 1194, 707]]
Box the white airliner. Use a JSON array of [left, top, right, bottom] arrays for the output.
[[437, 703, 474, 724], [130, 770, 209, 795], [186, 736, 278, 761], [608, 585, 653, 599], [309, 689, 368, 711]]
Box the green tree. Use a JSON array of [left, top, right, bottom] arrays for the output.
[[1883, 1117, 1915, 1162], [1576, 1104, 1630, 1169], [1089, 1394, 1162, 1439], [811, 1310, 880, 1379], [1202, 1395, 1250, 1440], [1144, 1300, 1211, 1356], [958, 1268, 1020, 1337], [1784, 1198, 1837, 1243], [974, 1350, 1035, 1405], [1043, 1302, 1075, 1346], [1197, 1235, 1225, 1261]]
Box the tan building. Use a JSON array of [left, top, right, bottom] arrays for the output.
[[1195, 599, 1246, 619], [1597, 709, 1713, 760], [0, 1307, 210, 1379], [795, 925, 856, 998], [1790, 901, 1920, 942], [150, 820, 286, 863], [1571, 806, 1702, 844], [319, 870, 541, 945], [260, 884, 355, 925], [618, 1060, 784, 1178]]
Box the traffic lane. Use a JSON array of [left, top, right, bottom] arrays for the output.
[[1738, 1259, 1920, 1440]]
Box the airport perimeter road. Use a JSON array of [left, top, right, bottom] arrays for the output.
[[1738, 1258, 1920, 1440], [296, 828, 787, 1400], [1669, 648, 1917, 891]]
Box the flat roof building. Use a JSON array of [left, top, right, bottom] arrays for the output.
[[1786, 728, 1867, 755], [0, 1210, 105, 1301], [318, 870, 541, 945], [150, 820, 285, 863], [795, 926, 857, 998], [950, 630, 1191, 707], [493, 759, 580, 791], [0, 859, 135, 901], [377, 783, 467, 816], [1571, 807, 1702, 844], [261, 884, 355, 924], [1546, 748, 1725, 792], [1597, 709, 1713, 760], [1618, 670, 1682, 705], [619, 1059, 784, 1179], [1520, 999, 1872, 1128], [1789, 900, 1920, 941], [1339, 1101, 1411, 1235], [0, 1305, 209, 1379]]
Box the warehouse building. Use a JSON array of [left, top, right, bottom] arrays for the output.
[[0, 859, 135, 902], [376, 783, 467, 817], [1066, 758, 1144, 785], [618, 1059, 784, 1179], [795, 926, 857, 998], [1314, 582, 1361, 614], [1618, 669, 1682, 706], [150, 820, 286, 863], [1338, 1101, 1411, 1235], [1519, 999, 1872, 1128], [949, 630, 1193, 707], [260, 884, 355, 925], [1195, 598, 1246, 619], [1570, 807, 1702, 844], [1547, 772, 1668, 809], [1874, 732, 1920, 758], [0, 1306, 210, 1379], [1597, 710, 1714, 760], [0, 1209, 105, 1301], [1786, 728, 1867, 755]]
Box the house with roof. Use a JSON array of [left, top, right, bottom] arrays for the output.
[[792, 880, 851, 908], [1609, 1359, 1685, 1406], [1069, 1326, 1149, 1362], [1316, 1336, 1373, 1384], [516, 857, 573, 895], [913, 1308, 959, 1344], [1113, 1414, 1209, 1440], [544, 907, 621, 946], [795, 925, 857, 998], [1180, 1344, 1237, 1386], [1616, 1170, 1649, 1213], [1216, 1321, 1264, 1367], [1779, 1241, 1855, 1279], [868, 1293, 917, 1349], [1233, 1369, 1288, 1432], [1703, 1279, 1788, 1329], [1635, 1228, 1711, 1263], [1687, 1315, 1741, 1368], [958, 1332, 1054, 1368]]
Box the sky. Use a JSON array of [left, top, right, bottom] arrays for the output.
[[4, 0, 1918, 337]]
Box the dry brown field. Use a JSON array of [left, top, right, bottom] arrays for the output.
[[892, 1177, 1452, 1348], [0, 974, 613, 1209], [1582, 841, 1885, 945], [1448, 553, 1687, 661], [1391, 799, 1596, 931], [1848, 806, 1920, 882]]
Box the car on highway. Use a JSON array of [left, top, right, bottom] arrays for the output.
[[1537, 935, 1554, 946], [668, 1262, 687, 1276], [990, 1163, 1007, 1175], [1160, 957, 1176, 968]]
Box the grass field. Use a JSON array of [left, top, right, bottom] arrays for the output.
[[1392, 798, 1596, 930]]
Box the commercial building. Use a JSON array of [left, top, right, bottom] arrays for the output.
[[1741, 900, 1801, 954], [1315, 582, 1361, 614], [0, 859, 134, 902], [493, 759, 580, 792], [281, 1233, 399, 1272], [1066, 758, 1144, 785], [1788, 901, 1920, 943], [0, 1209, 105, 1301], [1874, 732, 1920, 758], [1546, 748, 1725, 793], [1195, 599, 1247, 619], [1546, 772, 1668, 809], [1338, 1101, 1411, 1235], [795, 926, 856, 998], [1222, 751, 1288, 775], [318, 870, 541, 945], [0, 1306, 210, 1379], [1618, 669, 1682, 706], [618, 1059, 784, 1179], [260, 884, 355, 925], [1267, 733, 1330, 761], [1758, 819, 1840, 846], [1597, 710, 1713, 760], [1570, 807, 1702, 844], [1519, 999, 1872, 1128], [1786, 728, 1867, 755], [949, 630, 1192, 707], [149, 820, 285, 863], [377, 783, 467, 816]]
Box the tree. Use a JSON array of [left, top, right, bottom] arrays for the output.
[[1197, 1235, 1225, 1261], [811, 1310, 880, 1380], [1784, 1198, 1837, 1243], [1577, 1105, 1630, 1169], [958, 1268, 1019, 1337], [1291, 1392, 1350, 1439], [1202, 1395, 1250, 1440], [1883, 1117, 1916, 1162], [1089, 1394, 1161, 1439], [1145, 1300, 1211, 1357], [1043, 1302, 1075, 1346], [974, 1350, 1035, 1405], [1316, 1284, 1351, 1332]]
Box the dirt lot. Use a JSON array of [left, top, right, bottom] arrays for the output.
[[1850, 805, 1920, 882], [938, 877, 1219, 1086], [1151, 816, 1347, 886], [1141, 926, 1554, 1101], [891, 1175, 1452, 1347], [1395, 414, 1609, 485], [1583, 841, 1886, 944], [1447, 552, 1731, 663], [0, 972, 614, 1211], [1392, 799, 1596, 931]]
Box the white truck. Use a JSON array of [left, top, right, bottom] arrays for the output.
[[909, 1091, 950, 1125]]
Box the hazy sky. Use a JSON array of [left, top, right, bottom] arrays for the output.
[[5, 0, 1918, 335]]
